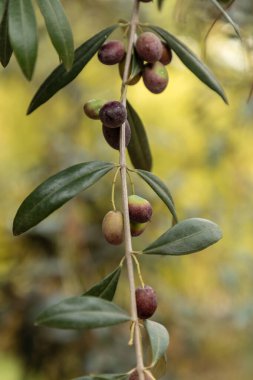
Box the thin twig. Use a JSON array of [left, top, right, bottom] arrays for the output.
[[111, 166, 120, 211], [119, 1, 145, 380]]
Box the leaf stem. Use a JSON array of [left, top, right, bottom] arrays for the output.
[[132, 253, 145, 288], [111, 166, 121, 211], [119, 1, 145, 380]]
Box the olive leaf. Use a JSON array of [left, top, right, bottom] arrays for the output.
[[35, 296, 131, 329], [209, 0, 240, 38], [83, 266, 122, 301], [127, 49, 143, 83], [0, 0, 12, 67], [13, 161, 115, 235], [143, 218, 222, 255], [27, 24, 117, 114], [136, 169, 178, 223], [9, 0, 38, 80], [37, 0, 74, 70], [145, 320, 169, 367], [149, 25, 228, 103], [127, 101, 152, 171]]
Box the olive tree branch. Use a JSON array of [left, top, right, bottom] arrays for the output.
[[119, 1, 145, 380]]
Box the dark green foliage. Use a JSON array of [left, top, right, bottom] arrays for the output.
[[127, 101, 152, 171], [83, 267, 122, 301], [0, 0, 12, 67], [37, 0, 74, 70], [35, 296, 131, 329], [119, 49, 143, 85], [143, 218, 222, 255], [9, 0, 37, 79], [0, 0, 5, 22], [149, 25, 228, 103], [136, 169, 178, 223], [27, 25, 117, 114], [13, 161, 115, 235]]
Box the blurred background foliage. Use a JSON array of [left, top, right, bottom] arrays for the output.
[[1, 0, 253, 379]]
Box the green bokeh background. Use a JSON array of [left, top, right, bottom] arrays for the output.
[[1, 1, 253, 379]]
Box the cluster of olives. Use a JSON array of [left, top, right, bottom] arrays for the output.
[[97, 31, 172, 94], [83, 29, 172, 149], [83, 99, 130, 150], [102, 194, 152, 245]]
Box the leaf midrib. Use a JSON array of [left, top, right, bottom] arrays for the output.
[[39, 309, 130, 323], [18, 165, 110, 218]]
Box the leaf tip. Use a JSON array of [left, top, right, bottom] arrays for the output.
[[12, 228, 23, 237], [26, 105, 33, 115], [220, 90, 229, 105], [12, 221, 20, 236], [22, 67, 34, 81], [27, 99, 36, 115], [0, 59, 9, 68], [63, 56, 74, 72]]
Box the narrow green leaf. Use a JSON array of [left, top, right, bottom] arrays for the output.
[[8, 0, 37, 80], [143, 218, 222, 255], [0, 0, 12, 67], [13, 161, 115, 236], [73, 374, 128, 380], [127, 49, 143, 83], [37, 0, 74, 70], [83, 266, 122, 301], [0, 0, 5, 22], [145, 320, 169, 367], [209, 0, 240, 38], [27, 25, 117, 114], [127, 101, 152, 171], [35, 296, 131, 329], [149, 25, 228, 103], [136, 169, 178, 223]]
